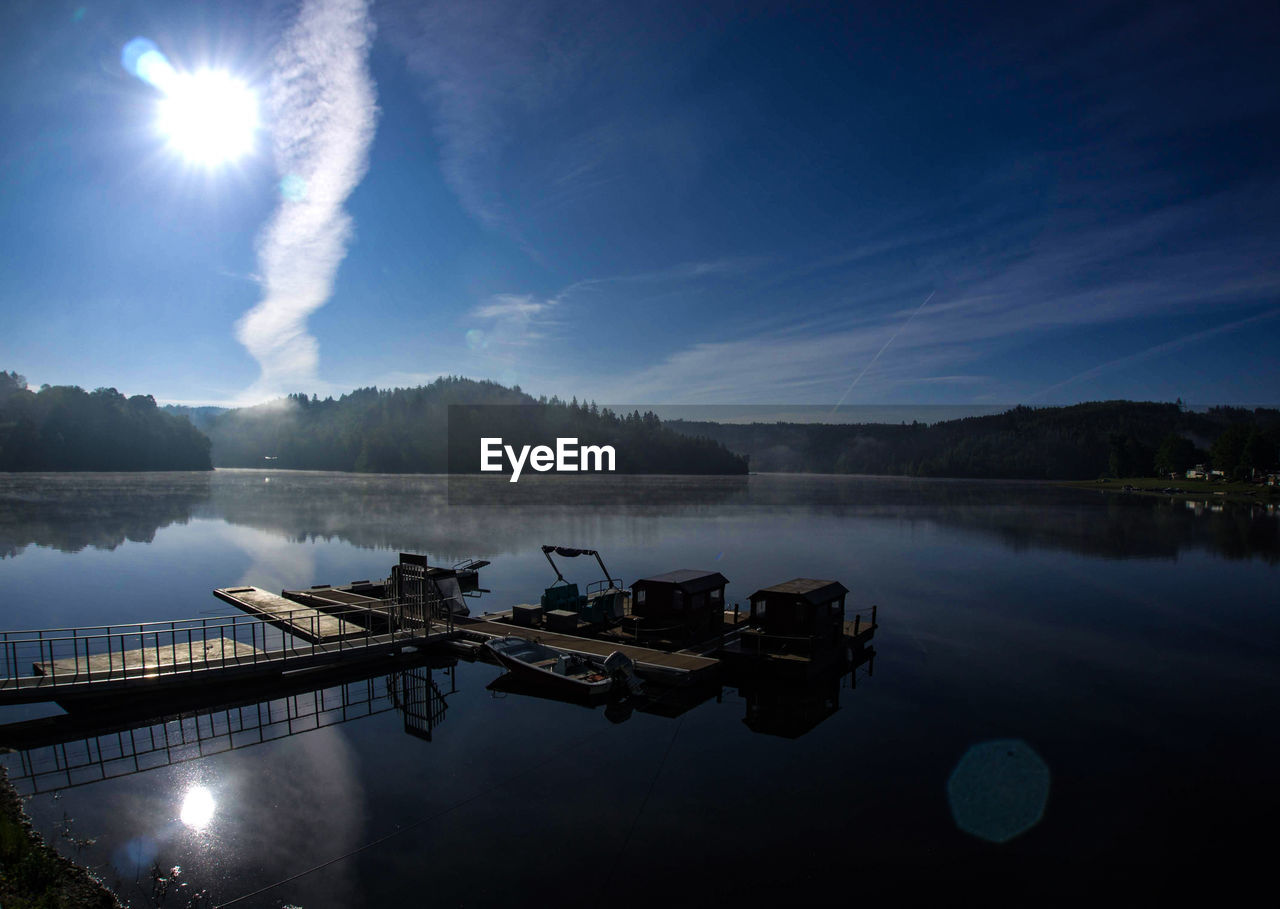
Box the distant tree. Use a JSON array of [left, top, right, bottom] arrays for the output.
[[0, 373, 210, 471], [1211, 425, 1251, 475], [1238, 429, 1275, 479], [1154, 433, 1197, 476]]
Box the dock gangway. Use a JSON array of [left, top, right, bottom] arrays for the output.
[[0, 593, 458, 706]]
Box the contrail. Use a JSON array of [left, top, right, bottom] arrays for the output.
[[1029, 305, 1280, 402], [236, 0, 378, 401], [830, 290, 935, 416]]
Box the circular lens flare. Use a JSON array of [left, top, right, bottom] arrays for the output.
[[157, 71, 258, 166], [179, 786, 217, 830]]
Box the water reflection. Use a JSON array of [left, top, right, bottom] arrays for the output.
[[736, 646, 875, 738], [0, 473, 211, 558], [1, 471, 1274, 563], [179, 786, 216, 831], [0, 657, 454, 795]]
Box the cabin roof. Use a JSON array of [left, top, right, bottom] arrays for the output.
[[633, 569, 728, 593], [750, 578, 848, 604]]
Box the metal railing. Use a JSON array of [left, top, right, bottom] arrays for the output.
[[0, 596, 452, 692]]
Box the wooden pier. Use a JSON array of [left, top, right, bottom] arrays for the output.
[[214, 586, 367, 643], [34, 637, 264, 680], [0, 553, 880, 707], [0, 596, 453, 706], [281, 586, 394, 631], [460, 617, 719, 684]]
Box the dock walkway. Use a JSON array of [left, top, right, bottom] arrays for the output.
[[460, 618, 719, 683], [214, 586, 366, 643]]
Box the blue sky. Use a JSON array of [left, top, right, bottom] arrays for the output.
[[2, 0, 1278, 407]]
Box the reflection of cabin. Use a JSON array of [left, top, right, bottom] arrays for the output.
[[629, 569, 727, 643]]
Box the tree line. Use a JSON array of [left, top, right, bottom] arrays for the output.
[[667, 401, 1280, 480], [195, 377, 748, 474], [0, 371, 211, 471]]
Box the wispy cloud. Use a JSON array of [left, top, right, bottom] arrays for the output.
[[383, 0, 713, 234], [472, 293, 557, 320], [590, 178, 1280, 404], [234, 0, 378, 401]]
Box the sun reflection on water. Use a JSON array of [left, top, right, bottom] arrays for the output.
[[179, 785, 217, 830]]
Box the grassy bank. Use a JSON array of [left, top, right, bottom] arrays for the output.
[[0, 768, 119, 908], [1061, 476, 1279, 505]]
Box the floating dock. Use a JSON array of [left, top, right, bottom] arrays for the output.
[[282, 586, 394, 631], [0, 556, 880, 708], [214, 586, 367, 643], [460, 618, 719, 684], [33, 638, 264, 681]]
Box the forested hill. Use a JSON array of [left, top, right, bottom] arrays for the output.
[[204, 377, 747, 474], [0, 371, 212, 471], [667, 401, 1280, 480]]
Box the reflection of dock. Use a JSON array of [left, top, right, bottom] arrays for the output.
[[0, 659, 452, 795]]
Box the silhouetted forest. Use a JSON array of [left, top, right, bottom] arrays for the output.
[[0, 371, 211, 471], [201, 377, 747, 474], [11, 368, 1276, 482], [668, 401, 1280, 480]]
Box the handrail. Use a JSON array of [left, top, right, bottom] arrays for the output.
[[0, 595, 446, 691], [0, 598, 402, 643]]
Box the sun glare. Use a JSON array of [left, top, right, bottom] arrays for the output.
[[179, 785, 217, 830], [157, 71, 258, 166]]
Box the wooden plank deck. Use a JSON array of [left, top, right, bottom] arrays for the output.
[[283, 587, 382, 606], [281, 587, 394, 631], [461, 619, 719, 683], [844, 618, 877, 645], [33, 637, 264, 680], [214, 586, 366, 643], [2, 626, 454, 705]]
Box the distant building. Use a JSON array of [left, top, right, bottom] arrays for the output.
[[1186, 464, 1208, 480]]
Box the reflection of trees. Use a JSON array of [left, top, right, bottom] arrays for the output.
[[203, 471, 751, 559], [731, 476, 1280, 563], [1, 471, 1275, 564], [0, 473, 212, 558]]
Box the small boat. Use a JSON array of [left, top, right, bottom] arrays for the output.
[[484, 636, 641, 702]]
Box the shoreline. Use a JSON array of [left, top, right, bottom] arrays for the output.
[[1058, 476, 1278, 506], [0, 767, 121, 908]]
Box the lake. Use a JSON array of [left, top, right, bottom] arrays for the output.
[[1, 470, 1277, 905]]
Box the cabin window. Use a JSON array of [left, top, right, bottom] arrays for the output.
[[636, 589, 646, 604], [711, 588, 722, 602]]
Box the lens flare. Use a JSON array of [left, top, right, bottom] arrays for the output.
[[947, 739, 1050, 843]]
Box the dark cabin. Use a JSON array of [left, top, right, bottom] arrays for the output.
[[748, 579, 848, 651], [630, 569, 728, 641]]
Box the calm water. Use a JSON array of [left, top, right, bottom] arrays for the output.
[[1, 470, 1277, 904]]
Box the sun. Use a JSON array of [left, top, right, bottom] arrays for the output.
[[157, 70, 258, 166]]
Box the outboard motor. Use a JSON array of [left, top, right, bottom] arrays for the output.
[[603, 651, 645, 696]]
